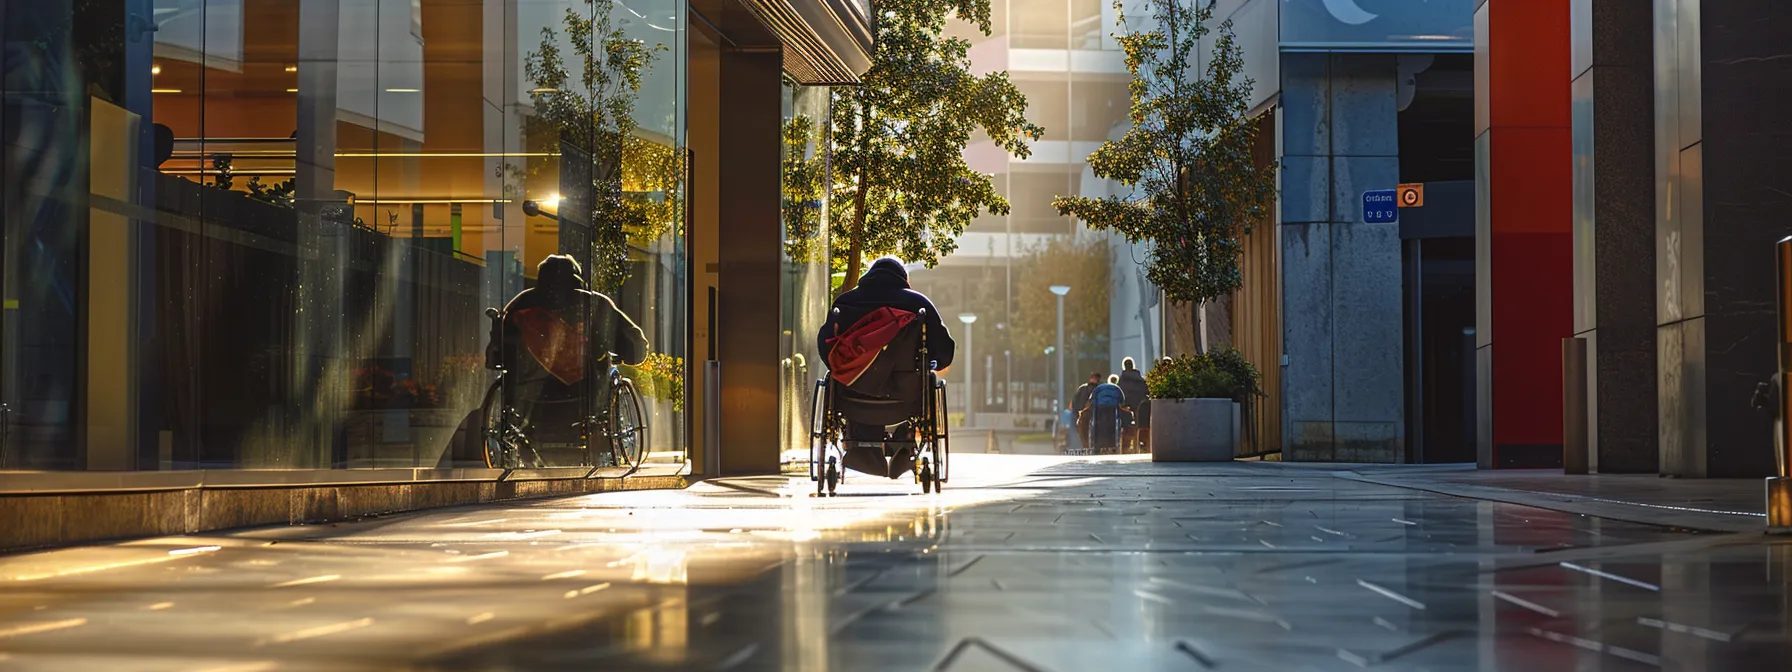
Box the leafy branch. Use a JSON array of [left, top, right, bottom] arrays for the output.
[[1052, 0, 1276, 310], [829, 0, 1044, 292], [782, 114, 827, 263], [497, 1, 671, 293]]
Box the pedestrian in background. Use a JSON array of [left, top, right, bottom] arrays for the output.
[[1118, 357, 1149, 453], [1089, 374, 1127, 454], [1072, 372, 1100, 452]]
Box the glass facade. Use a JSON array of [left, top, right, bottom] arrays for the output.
[[0, 0, 690, 472], [777, 81, 831, 459]]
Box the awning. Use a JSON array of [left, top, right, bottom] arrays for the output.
[[735, 0, 875, 85]]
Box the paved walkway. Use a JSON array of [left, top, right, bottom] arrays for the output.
[[1338, 464, 1769, 532], [0, 457, 1787, 671]]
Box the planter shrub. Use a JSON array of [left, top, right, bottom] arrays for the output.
[[1147, 349, 1261, 462]]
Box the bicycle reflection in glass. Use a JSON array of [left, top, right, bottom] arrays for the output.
[[480, 255, 650, 474]]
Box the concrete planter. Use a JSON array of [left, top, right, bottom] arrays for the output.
[[1150, 398, 1239, 462]]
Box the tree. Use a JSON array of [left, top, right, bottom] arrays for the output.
[[1010, 235, 1110, 358], [830, 0, 1044, 293], [499, 1, 669, 294], [1051, 0, 1276, 350]]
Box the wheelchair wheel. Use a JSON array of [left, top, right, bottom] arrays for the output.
[[810, 380, 830, 487], [480, 377, 509, 469], [608, 380, 647, 474], [932, 379, 950, 486]]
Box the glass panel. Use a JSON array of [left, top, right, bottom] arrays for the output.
[[0, 0, 686, 472], [495, 0, 687, 472], [779, 81, 830, 464]]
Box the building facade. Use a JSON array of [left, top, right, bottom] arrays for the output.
[[1175, 0, 1476, 463], [0, 0, 868, 537], [1481, 0, 1792, 478]]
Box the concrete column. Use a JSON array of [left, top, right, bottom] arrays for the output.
[[1655, 0, 1792, 478], [1279, 53, 1404, 463], [1570, 0, 1657, 473], [715, 47, 784, 475], [1474, 0, 1573, 469]]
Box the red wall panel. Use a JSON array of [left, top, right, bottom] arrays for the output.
[[1480, 0, 1574, 464]]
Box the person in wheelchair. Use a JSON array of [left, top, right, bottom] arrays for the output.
[[817, 257, 956, 478], [490, 255, 649, 454]]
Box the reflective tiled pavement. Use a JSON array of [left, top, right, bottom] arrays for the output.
[[0, 456, 1788, 671]]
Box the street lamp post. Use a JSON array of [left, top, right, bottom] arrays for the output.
[[1003, 349, 1012, 413], [958, 313, 978, 427], [1049, 285, 1070, 416]]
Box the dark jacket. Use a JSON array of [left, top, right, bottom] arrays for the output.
[[1074, 382, 1097, 413], [819, 259, 955, 371], [1118, 369, 1148, 408], [496, 286, 649, 387]]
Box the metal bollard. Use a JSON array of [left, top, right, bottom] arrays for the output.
[[703, 361, 722, 477], [1770, 237, 1792, 533], [1562, 337, 1588, 475]]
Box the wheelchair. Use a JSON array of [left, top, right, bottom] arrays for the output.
[[478, 307, 647, 473], [808, 308, 950, 496]]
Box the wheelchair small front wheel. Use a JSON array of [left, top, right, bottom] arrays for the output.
[[824, 457, 839, 497]]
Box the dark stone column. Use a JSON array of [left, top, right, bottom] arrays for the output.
[[1656, 0, 1792, 478], [1571, 0, 1657, 473], [716, 47, 784, 475]]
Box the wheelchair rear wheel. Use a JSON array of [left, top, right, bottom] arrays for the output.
[[608, 380, 646, 473], [481, 377, 538, 469]]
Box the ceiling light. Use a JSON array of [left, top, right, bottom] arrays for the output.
[[285, 65, 298, 73], [151, 88, 182, 94], [151, 64, 162, 75], [385, 88, 420, 93]]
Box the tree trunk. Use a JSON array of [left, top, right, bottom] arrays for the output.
[[840, 100, 873, 294], [1193, 301, 1208, 355], [843, 175, 868, 292]]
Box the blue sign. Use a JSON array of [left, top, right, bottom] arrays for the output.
[[1363, 190, 1398, 223], [1280, 0, 1474, 50]]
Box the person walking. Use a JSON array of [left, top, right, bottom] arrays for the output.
[[1117, 357, 1149, 453], [1072, 372, 1100, 453]]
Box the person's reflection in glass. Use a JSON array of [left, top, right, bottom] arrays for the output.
[[492, 255, 649, 461]]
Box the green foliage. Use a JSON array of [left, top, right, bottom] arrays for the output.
[[210, 155, 297, 209], [621, 352, 685, 412], [1146, 348, 1261, 401], [1052, 0, 1277, 305], [1206, 347, 1264, 401], [782, 114, 827, 263], [501, 1, 668, 294], [829, 0, 1044, 289], [1010, 235, 1110, 356]]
